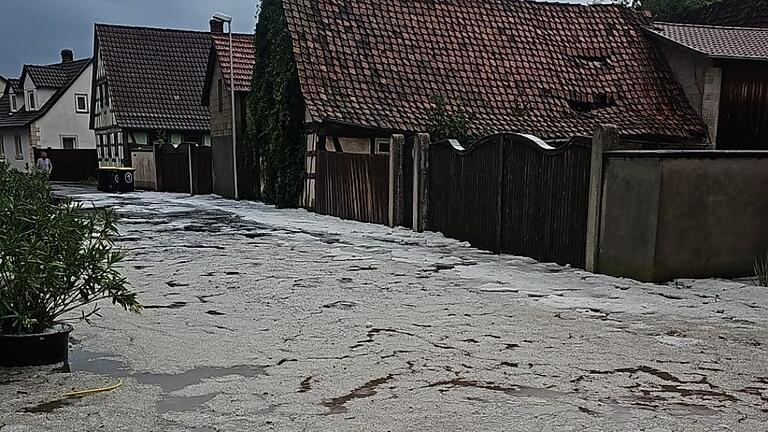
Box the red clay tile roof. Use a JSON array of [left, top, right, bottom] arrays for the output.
[[650, 22, 768, 60], [95, 24, 212, 131], [283, 0, 706, 140], [675, 0, 768, 28], [211, 34, 255, 92]]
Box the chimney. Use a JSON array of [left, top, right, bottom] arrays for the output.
[[61, 49, 74, 63], [209, 19, 224, 34]]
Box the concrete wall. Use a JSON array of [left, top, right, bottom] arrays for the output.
[[656, 39, 721, 146], [597, 151, 768, 281], [35, 63, 96, 149]]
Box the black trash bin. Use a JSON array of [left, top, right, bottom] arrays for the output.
[[97, 168, 136, 193]]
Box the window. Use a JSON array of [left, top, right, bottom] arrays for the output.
[[75, 94, 88, 113], [27, 91, 36, 111], [62, 136, 77, 149], [10, 94, 18, 112], [375, 138, 390, 154], [217, 78, 224, 112], [14, 135, 23, 160], [0, 135, 4, 159]]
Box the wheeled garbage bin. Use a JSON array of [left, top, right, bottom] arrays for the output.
[[96, 167, 136, 193]]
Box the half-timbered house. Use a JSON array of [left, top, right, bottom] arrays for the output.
[[90, 24, 212, 190]]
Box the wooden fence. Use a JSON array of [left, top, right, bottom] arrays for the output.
[[427, 134, 592, 268], [156, 143, 213, 195], [33, 148, 97, 182], [315, 150, 390, 225]]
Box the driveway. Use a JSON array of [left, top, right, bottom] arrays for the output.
[[1, 186, 767, 431]]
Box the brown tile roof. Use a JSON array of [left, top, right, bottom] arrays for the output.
[[211, 34, 255, 92], [675, 0, 768, 28], [650, 22, 768, 60], [0, 58, 92, 128], [95, 24, 212, 131], [24, 59, 91, 88], [283, 0, 706, 140]]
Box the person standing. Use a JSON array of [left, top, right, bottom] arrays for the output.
[[35, 151, 53, 177]]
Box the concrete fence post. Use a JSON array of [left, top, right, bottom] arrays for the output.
[[413, 133, 430, 232], [389, 134, 405, 227], [585, 124, 619, 273]]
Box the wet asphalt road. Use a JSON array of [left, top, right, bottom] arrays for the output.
[[1, 186, 767, 431]]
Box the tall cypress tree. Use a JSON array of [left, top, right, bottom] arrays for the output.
[[248, 0, 305, 208]]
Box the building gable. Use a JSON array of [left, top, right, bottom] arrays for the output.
[[93, 24, 213, 132]]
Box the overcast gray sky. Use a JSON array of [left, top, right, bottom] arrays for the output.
[[0, 0, 590, 79], [0, 0, 258, 78]]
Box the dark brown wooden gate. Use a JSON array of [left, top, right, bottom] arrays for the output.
[[156, 143, 213, 194], [315, 151, 390, 225], [33, 148, 97, 182], [428, 134, 592, 268]]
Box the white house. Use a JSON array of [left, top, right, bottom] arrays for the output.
[[0, 50, 95, 171]]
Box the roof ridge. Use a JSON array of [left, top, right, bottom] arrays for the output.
[[95, 22, 211, 35], [95, 22, 252, 37], [24, 58, 92, 69], [655, 21, 768, 32], [497, 0, 627, 8]]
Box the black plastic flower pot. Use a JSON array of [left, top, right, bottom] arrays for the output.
[[0, 324, 73, 367]]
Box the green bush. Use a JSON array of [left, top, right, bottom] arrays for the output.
[[755, 252, 768, 287], [0, 163, 141, 335], [426, 95, 478, 145]]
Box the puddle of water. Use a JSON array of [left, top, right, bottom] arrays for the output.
[[70, 349, 267, 393], [47, 348, 269, 414], [322, 375, 393, 415], [157, 392, 219, 413]]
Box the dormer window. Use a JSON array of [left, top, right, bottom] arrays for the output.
[[10, 94, 18, 112], [26, 91, 36, 111]]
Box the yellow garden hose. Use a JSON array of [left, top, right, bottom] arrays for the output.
[[62, 380, 123, 398]]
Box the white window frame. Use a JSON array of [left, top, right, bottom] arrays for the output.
[[75, 94, 89, 113], [375, 137, 391, 154], [14, 135, 23, 160], [26, 91, 36, 111], [61, 135, 78, 149], [10, 94, 18, 112], [0, 135, 5, 159]]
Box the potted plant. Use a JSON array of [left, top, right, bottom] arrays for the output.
[[0, 163, 141, 367]]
